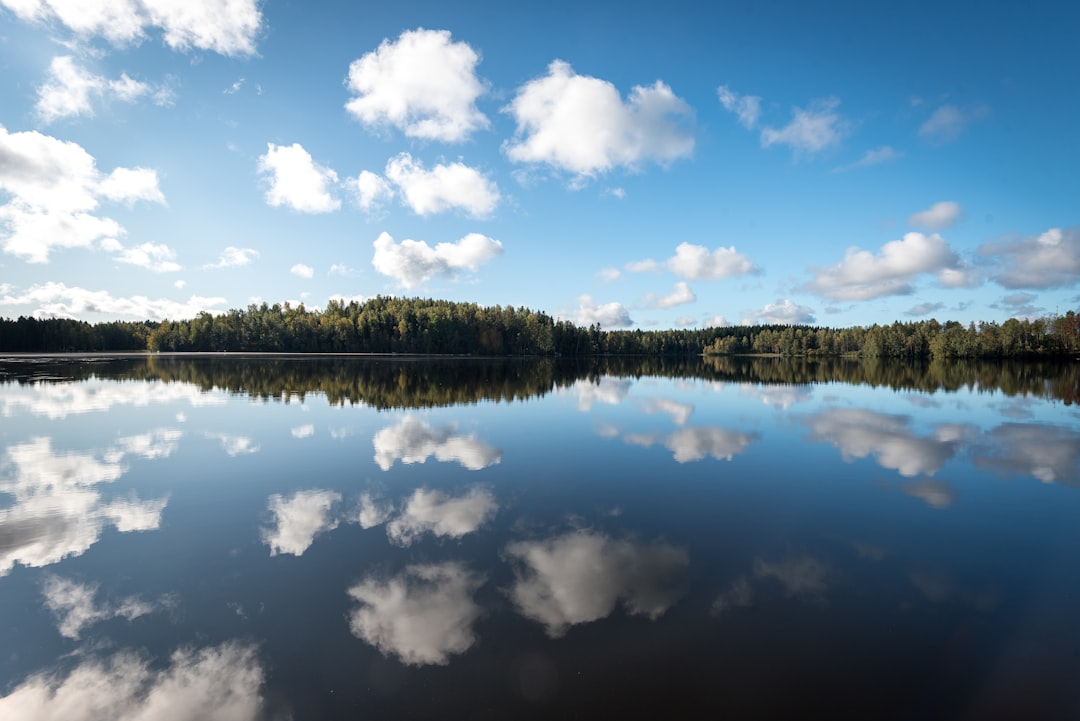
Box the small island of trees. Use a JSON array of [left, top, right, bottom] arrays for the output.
[[1, 296, 1079, 359]]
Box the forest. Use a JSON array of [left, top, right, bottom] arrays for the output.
[[1, 295, 1079, 359]]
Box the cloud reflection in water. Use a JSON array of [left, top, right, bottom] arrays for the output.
[[505, 530, 688, 638], [261, 489, 341, 556], [347, 561, 484, 666], [373, 416, 501, 471]]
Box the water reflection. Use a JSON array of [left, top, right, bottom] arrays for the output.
[[635, 397, 694, 425], [0, 438, 168, 574], [261, 489, 341, 557], [207, 433, 260, 457], [972, 423, 1080, 486], [901, 478, 957, 509], [0, 379, 224, 419], [739, 383, 814, 410], [347, 562, 484, 666], [712, 555, 830, 613], [571, 377, 632, 411], [802, 408, 970, 477], [384, 487, 497, 547], [505, 530, 688, 638], [625, 426, 757, 463], [373, 416, 502, 471], [42, 576, 168, 640], [0, 642, 269, 721]]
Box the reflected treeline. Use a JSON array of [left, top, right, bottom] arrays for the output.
[[2, 354, 1078, 407]]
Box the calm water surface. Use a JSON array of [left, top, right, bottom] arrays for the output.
[[1, 356, 1079, 720]]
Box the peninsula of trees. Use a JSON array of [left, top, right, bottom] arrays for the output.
[[2, 296, 1079, 358]]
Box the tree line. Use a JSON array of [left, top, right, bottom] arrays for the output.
[[1, 296, 1079, 358]]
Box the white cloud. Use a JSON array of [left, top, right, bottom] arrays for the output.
[[355, 169, 393, 211], [636, 397, 693, 425], [908, 200, 963, 230], [570, 294, 632, 328], [503, 60, 694, 177], [371, 231, 502, 288], [261, 489, 341, 557], [1, 380, 222, 419], [0, 126, 164, 263], [345, 28, 488, 142], [355, 492, 393, 529], [833, 145, 902, 172], [347, 562, 484, 666], [597, 267, 621, 282], [36, 57, 157, 124], [505, 530, 688, 638], [373, 416, 501, 471], [205, 245, 258, 269], [628, 426, 756, 463], [113, 428, 183, 459], [716, 84, 761, 129], [257, 143, 340, 214], [901, 479, 956, 509], [631, 242, 757, 281], [804, 232, 970, 301], [802, 408, 968, 477], [2, 0, 263, 56], [972, 423, 1080, 487], [0, 642, 268, 721], [113, 242, 180, 272], [569, 376, 632, 412], [0, 282, 226, 320], [642, 281, 696, 309], [980, 227, 1080, 289], [918, 104, 988, 144], [761, 98, 846, 156], [740, 299, 816, 325], [42, 576, 160, 639], [704, 314, 728, 328], [739, 384, 813, 410], [383, 152, 499, 217], [290, 263, 314, 279], [0, 437, 168, 575], [385, 487, 498, 547]]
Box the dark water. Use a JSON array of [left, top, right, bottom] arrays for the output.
[[1, 355, 1079, 720]]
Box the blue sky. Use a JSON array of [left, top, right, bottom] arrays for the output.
[[1, 0, 1077, 329]]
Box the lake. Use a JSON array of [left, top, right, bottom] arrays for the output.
[[2, 355, 1079, 720]]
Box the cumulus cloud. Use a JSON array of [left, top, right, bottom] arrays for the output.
[[0, 282, 225, 320], [570, 294, 632, 328], [373, 416, 502, 471], [35, 56, 159, 124], [205, 245, 258, 269], [385, 487, 498, 547], [0, 437, 168, 575], [347, 562, 484, 666], [642, 281, 695, 309], [503, 60, 694, 177], [980, 227, 1080, 289], [505, 530, 688, 638], [908, 200, 963, 231], [627, 426, 757, 463], [761, 98, 846, 156], [261, 489, 341, 556], [290, 423, 314, 438], [257, 143, 340, 213], [901, 479, 956, 509], [345, 28, 488, 142], [0, 380, 221, 419], [636, 397, 694, 425], [803, 232, 972, 301], [630, 242, 758, 281], [918, 104, 988, 144], [0, 126, 165, 263], [381, 152, 499, 217], [717, 84, 761, 129], [971, 423, 1080, 487], [355, 492, 393, 529], [371, 231, 502, 288], [0, 642, 269, 721], [1, 0, 264, 56], [740, 299, 816, 325], [208, 433, 259, 456], [569, 377, 632, 412], [290, 263, 314, 279], [802, 408, 970, 477], [113, 242, 181, 272], [355, 170, 393, 211]]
